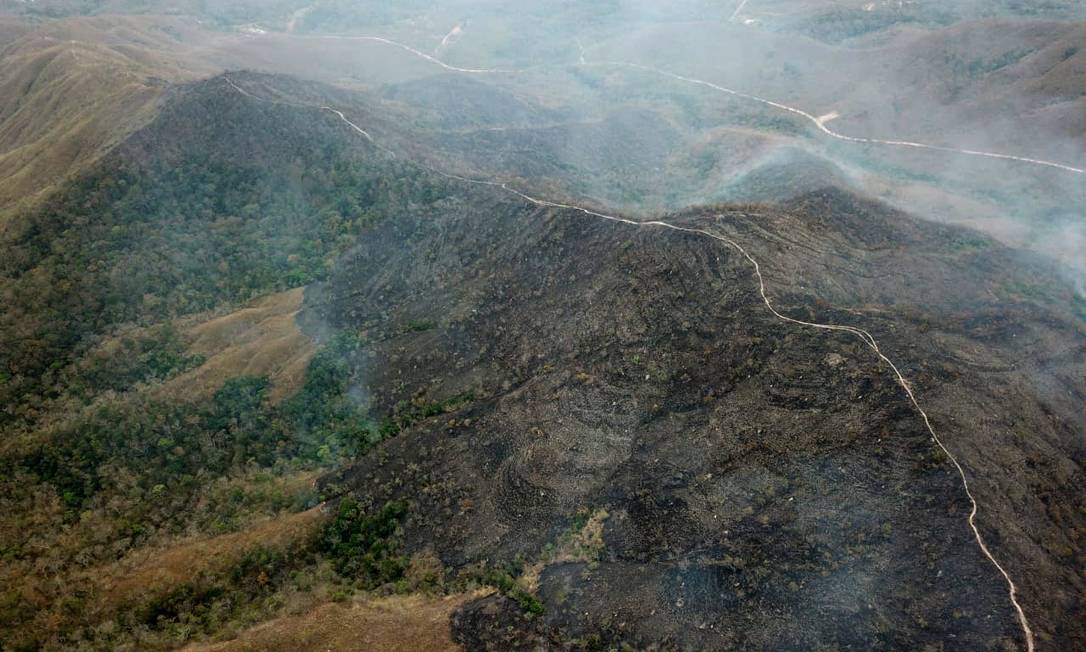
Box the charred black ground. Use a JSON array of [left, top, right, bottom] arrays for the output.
[[302, 161, 1085, 647], [249, 69, 1086, 649]]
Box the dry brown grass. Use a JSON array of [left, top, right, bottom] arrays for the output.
[[96, 507, 325, 610], [185, 590, 490, 652], [166, 287, 316, 403], [0, 16, 229, 224]]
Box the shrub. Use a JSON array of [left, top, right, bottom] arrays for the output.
[[317, 498, 409, 586]]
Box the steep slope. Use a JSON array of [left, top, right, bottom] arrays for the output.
[[305, 174, 1084, 648], [0, 71, 404, 429], [0, 73, 460, 650]]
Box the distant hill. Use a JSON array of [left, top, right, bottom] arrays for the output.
[[0, 16, 218, 223]]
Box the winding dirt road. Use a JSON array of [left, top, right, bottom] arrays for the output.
[[224, 31, 1046, 646], [730, 0, 753, 23], [609, 61, 1086, 176], [313, 33, 1084, 176], [321, 95, 1037, 651], [434, 23, 464, 57]]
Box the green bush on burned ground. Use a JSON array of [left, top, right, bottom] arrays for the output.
[[378, 392, 476, 439], [481, 569, 545, 615], [403, 319, 436, 332]]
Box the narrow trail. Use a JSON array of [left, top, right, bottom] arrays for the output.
[[321, 108, 375, 141], [224, 76, 375, 141], [730, 0, 753, 22], [309, 33, 1084, 176], [316, 35, 521, 74], [434, 23, 464, 57], [287, 5, 314, 34], [225, 70, 1036, 651]]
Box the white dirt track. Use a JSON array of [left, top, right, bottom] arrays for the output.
[[223, 27, 1057, 646], [312, 33, 1083, 176]]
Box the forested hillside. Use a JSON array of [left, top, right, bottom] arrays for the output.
[[0, 73, 474, 650]]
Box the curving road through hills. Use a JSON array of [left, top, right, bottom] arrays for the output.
[[312, 33, 1084, 176], [321, 102, 1037, 652], [222, 66, 1037, 649]]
